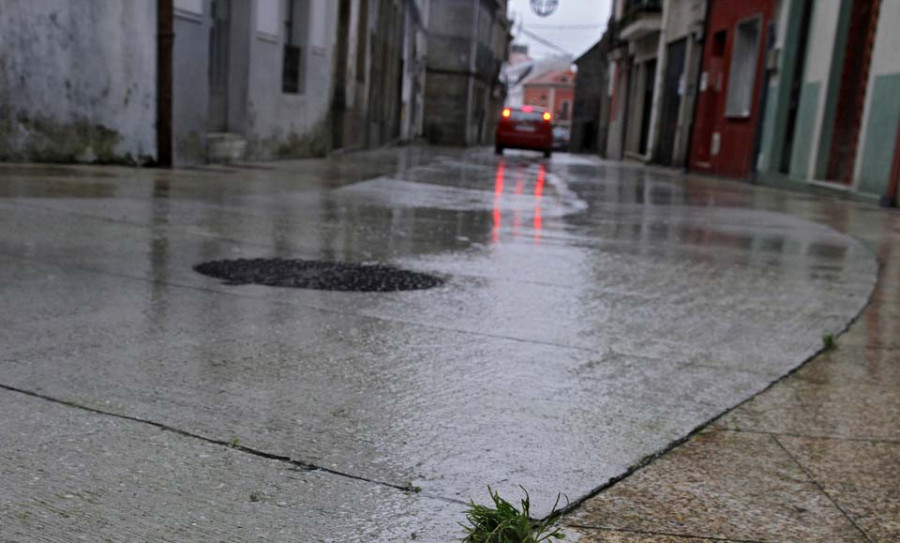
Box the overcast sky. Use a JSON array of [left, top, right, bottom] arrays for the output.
[[507, 0, 612, 60]]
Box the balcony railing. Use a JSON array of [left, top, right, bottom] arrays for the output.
[[619, 0, 662, 30]]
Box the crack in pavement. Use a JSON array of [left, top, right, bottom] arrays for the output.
[[0, 382, 466, 507]]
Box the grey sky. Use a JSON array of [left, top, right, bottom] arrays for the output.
[[507, 0, 612, 60]]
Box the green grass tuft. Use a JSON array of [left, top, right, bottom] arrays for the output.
[[460, 486, 567, 543], [822, 333, 838, 351]]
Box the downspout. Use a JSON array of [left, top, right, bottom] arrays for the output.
[[881, 118, 900, 208], [157, 0, 174, 167], [683, 0, 712, 172], [749, 19, 777, 183]]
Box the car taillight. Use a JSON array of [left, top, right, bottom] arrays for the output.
[[502, 108, 511, 118], [543, 112, 552, 122]]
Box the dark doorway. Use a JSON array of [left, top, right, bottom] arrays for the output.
[[332, 0, 351, 150], [658, 39, 687, 165], [780, 0, 814, 173], [208, 0, 231, 132], [639, 59, 657, 155], [826, 0, 881, 183]]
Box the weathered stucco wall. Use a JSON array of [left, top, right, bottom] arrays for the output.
[[172, 2, 213, 165], [245, 0, 336, 159], [0, 0, 157, 163]]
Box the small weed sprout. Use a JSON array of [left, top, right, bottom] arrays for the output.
[[403, 482, 422, 493], [230, 437, 241, 448], [822, 333, 838, 351], [460, 486, 567, 543]]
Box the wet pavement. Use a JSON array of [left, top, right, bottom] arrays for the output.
[[568, 253, 900, 542], [0, 148, 884, 541]]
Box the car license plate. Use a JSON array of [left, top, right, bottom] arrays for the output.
[[515, 124, 536, 132]]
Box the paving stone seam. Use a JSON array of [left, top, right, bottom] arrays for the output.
[[769, 434, 876, 543], [719, 427, 900, 446], [0, 382, 467, 507], [563, 523, 775, 543]]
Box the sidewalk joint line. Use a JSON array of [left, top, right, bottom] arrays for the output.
[[0, 382, 466, 507], [563, 523, 774, 543], [721, 427, 900, 446], [770, 434, 876, 543]]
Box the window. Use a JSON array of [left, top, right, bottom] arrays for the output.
[[712, 29, 727, 57], [282, 0, 303, 94], [559, 100, 570, 121], [725, 16, 761, 118]]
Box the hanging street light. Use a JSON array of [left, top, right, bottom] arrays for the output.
[[530, 0, 559, 17]]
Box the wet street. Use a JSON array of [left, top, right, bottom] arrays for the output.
[[0, 147, 886, 541]]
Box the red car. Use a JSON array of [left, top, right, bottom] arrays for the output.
[[495, 106, 553, 158]]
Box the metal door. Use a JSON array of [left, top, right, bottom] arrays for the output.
[[658, 38, 686, 165], [208, 0, 230, 132]]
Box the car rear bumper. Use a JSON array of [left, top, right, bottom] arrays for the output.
[[496, 131, 552, 150]]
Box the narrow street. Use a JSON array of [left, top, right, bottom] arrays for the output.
[[0, 148, 886, 541]]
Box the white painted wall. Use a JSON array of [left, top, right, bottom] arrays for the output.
[[256, 0, 280, 37], [175, 0, 203, 15]]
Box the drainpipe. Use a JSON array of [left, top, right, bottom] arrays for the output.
[[683, 0, 712, 172], [749, 20, 777, 183], [881, 117, 900, 208], [644, 0, 672, 164], [157, 0, 174, 167]]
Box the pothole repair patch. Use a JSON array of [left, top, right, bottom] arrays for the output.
[[194, 258, 444, 292]]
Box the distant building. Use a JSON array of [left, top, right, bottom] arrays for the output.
[[503, 54, 572, 109], [331, 0, 431, 152], [606, 0, 706, 165], [523, 69, 576, 128], [571, 24, 614, 154], [424, 0, 512, 146]]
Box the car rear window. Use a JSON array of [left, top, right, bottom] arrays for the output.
[[509, 110, 544, 121]]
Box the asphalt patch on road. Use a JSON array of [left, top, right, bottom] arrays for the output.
[[194, 258, 444, 292]]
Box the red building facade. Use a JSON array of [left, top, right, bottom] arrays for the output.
[[689, 0, 776, 178], [523, 69, 576, 127]]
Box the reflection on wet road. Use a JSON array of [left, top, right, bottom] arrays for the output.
[[0, 148, 879, 541]]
